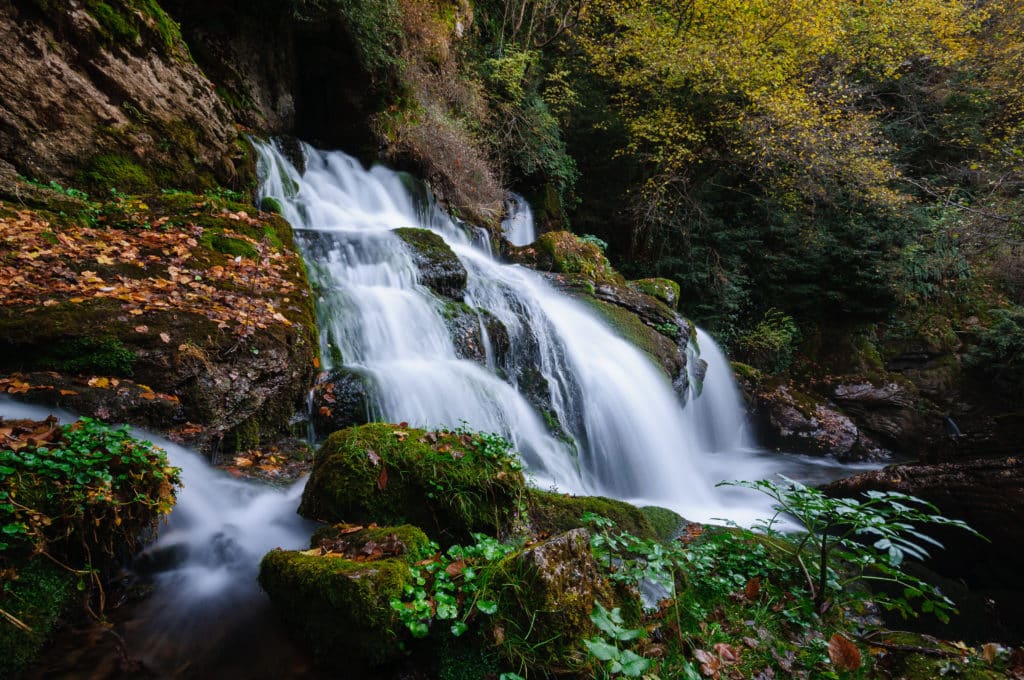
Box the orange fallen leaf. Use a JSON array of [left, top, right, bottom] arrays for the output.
[[828, 634, 861, 671]]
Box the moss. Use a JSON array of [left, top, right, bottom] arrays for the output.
[[299, 424, 525, 543], [489, 528, 614, 672], [585, 298, 679, 378], [526, 489, 656, 540], [260, 196, 283, 214], [258, 549, 410, 667], [436, 637, 504, 680], [731, 361, 763, 383], [76, 153, 153, 194], [83, 0, 182, 52], [310, 523, 431, 559], [393, 227, 467, 299], [206, 233, 259, 259], [0, 559, 75, 678], [879, 632, 1005, 679], [535, 231, 623, 285], [37, 336, 136, 376], [640, 506, 686, 542], [630, 278, 680, 309]]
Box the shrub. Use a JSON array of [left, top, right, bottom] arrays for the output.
[[735, 308, 801, 373]]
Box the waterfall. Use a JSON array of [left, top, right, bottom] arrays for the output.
[[256, 140, 773, 522], [501, 193, 535, 246]]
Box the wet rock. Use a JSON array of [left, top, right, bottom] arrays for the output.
[[393, 228, 467, 300], [311, 370, 372, 437], [756, 385, 890, 461], [629, 277, 681, 310], [831, 381, 936, 452]]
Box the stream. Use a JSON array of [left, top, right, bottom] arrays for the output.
[[0, 140, 882, 677]]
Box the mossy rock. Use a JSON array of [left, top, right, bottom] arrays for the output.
[[640, 506, 686, 542], [258, 549, 410, 668], [586, 298, 684, 380], [876, 632, 1005, 679], [299, 423, 525, 543], [393, 227, 467, 300], [534, 231, 624, 285], [309, 523, 431, 557], [630, 278, 680, 310], [490, 528, 615, 671], [75, 153, 154, 194], [0, 559, 75, 677], [526, 489, 657, 540]]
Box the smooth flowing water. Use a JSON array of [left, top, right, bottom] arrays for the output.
[[255, 140, 813, 524], [0, 143, 882, 677]]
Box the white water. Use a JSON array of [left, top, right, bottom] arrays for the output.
[[257, 140, 793, 523], [501, 193, 535, 246]]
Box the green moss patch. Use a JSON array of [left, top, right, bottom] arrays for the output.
[[526, 489, 656, 540], [259, 549, 410, 668], [0, 559, 75, 678], [299, 424, 525, 543], [76, 153, 153, 194], [639, 506, 686, 542], [630, 278, 680, 309]]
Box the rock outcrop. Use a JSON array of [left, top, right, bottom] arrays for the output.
[[0, 1, 246, 193]]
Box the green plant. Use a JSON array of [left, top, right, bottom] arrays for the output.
[[735, 308, 801, 373], [722, 477, 981, 622], [579, 234, 608, 252], [966, 305, 1024, 399], [1, 418, 179, 567], [583, 602, 651, 677], [17, 177, 91, 202], [389, 533, 516, 638]]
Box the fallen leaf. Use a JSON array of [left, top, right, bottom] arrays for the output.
[[366, 449, 380, 466], [234, 457, 253, 468], [744, 576, 761, 600], [828, 634, 861, 672], [134, 325, 149, 333], [160, 332, 170, 343], [981, 643, 1001, 665], [87, 377, 111, 389], [376, 465, 388, 491]]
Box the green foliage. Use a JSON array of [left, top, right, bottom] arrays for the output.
[[735, 308, 801, 373], [390, 533, 516, 638], [0, 418, 179, 566], [579, 234, 608, 252], [966, 305, 1024, 399], [723, 477, 981, 622], [17, 177, 90, 202], [296, 0, 404, 74], [583, 602, 651, 677]]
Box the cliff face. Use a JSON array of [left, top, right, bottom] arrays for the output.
[[0, 0, 247, 193]]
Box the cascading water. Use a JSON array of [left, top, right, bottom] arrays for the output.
[[501, 193, 535, 246], [257, 140, 783, 522]]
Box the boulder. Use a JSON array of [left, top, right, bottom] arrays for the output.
[[0, 191, 318, 454], [393, 228, 467, 300], [258, 548, 411, 668], [526, 489, 658, 540], [298, 423, 525, 543], [492, 529, 615, 668], [755, 385, 890, 461]]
